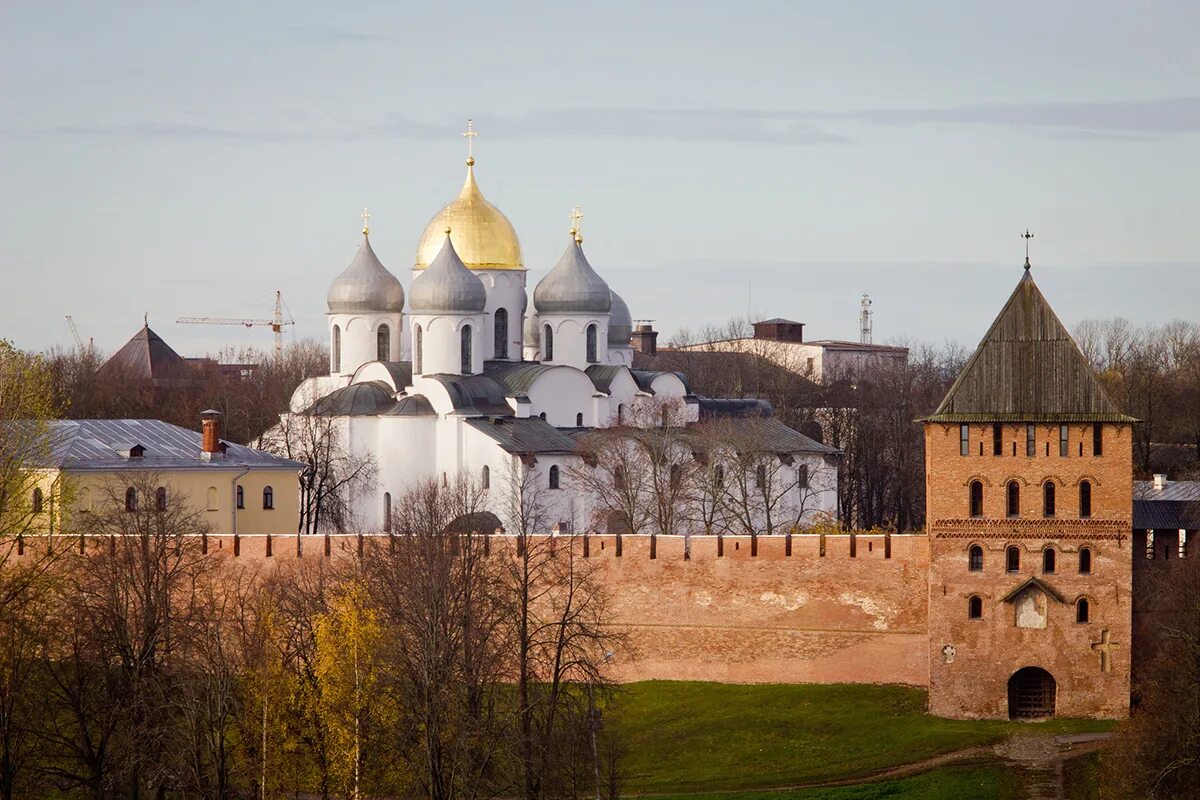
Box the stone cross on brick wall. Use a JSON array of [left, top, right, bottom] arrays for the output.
[[1091, 628, 1120, 673]]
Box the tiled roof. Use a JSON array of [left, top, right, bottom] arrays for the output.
[[32, 419, 304, 472]]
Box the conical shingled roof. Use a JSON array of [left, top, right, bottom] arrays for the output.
[[98, 325, 194, 381], [926, 270, 1134, 422]]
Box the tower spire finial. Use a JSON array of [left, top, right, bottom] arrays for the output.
[[569, 205, 583, 243], [462, 118, 478, 166], [361, 207, 371, 236], [1022, 229, 1034, 271], [443, 206, 453, 235]]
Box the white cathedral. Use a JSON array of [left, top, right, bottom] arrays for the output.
[[285, 145, 839, 534]]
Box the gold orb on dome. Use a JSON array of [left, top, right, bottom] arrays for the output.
[[414, 162, 523, 271]]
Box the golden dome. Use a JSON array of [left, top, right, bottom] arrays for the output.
[[414, 160, 523, 271]]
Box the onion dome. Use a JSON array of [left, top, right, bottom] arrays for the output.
[[409, 232, 487, 314], [327, 231, 405, 314], [608, 290, 633, 345], [533, 235, 613, 315], [414, 160, 523, 271]]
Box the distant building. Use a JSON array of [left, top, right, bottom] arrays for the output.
[[673, 317, 908, 383], [97, 323, 256, 385], [21, 413, 303, 537]]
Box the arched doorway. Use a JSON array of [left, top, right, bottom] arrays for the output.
[[1008, 667, 1056, 719]]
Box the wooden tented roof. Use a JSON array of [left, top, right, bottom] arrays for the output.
[[925, 270, 1134, 423]]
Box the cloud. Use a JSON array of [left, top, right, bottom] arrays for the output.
[[10, 97, 1197, 145]]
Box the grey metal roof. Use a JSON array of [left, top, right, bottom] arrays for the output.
[[327, 233, 405, 314], [373, 361, 413, 389], [466, 416, 580, 454], [585, 364, 623, 393], [628, 368, 691, 395], [483, 362, 557, 396], [1134, 480, 1200, 502], [926, 271, 1134, 423], [533, 236, 612, 315], [382, 394, 436, 417], [425, 374, 512, 415], [409, 234, 487, 314], [696, 397, 774, 419], [305, 381, 397, 416], [608, 290, 633, 345], [30, 419, 304, 472], [98, 325, 194, 382], [698, 417, 840, 456]]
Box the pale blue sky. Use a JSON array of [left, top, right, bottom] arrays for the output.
[[2, 1, 1196, 355]]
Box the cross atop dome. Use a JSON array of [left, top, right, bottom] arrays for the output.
[[1022, 229, 1034, 270], [463, 118, 478, 165]]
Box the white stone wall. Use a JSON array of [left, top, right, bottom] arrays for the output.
[[328, 311, 403, 376]]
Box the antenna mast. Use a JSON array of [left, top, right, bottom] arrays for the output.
[[859, 293, 873, 344]]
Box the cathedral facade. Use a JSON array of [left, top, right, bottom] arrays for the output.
[[282, 150, 840, 535]]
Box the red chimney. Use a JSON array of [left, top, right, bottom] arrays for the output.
[[201, 410, 223, 457]]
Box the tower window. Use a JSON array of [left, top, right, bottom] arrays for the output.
[[586, 323, 598, 363], [481, 466, 490, 490], [969, 480, 983, 518], [1079, 547, 1092, 574], [461, 325, 473, 374], [494, 308, 508, 359], [797, 464, 809, 489], [1026, 424, 1036, 456], [377, 323, 390, 362], [968, 596, 983, 620], [576, 412, 583, 426], [992, 424, 1003, 456], [1093, 423, 1103, 456], [414, 325, 423, 373], [1043, 547, 1056, 574], [959, 424, 970, 456], [543, 325, 554, 361], [548, 465, 560, 490], [1076, 598, 1090, 624], [1079, 480, 1092, 519], [1006, 481, 1020, 518], [1043, 482, 1056, 517], [262, 486, 274, 510], [332, 325, 341, 373], [1059, 425, 1069, 457], [1006, 546, 1020, 573], [969, 545, 983, 572]]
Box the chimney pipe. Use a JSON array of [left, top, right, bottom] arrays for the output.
[[201, 410, 223, 459]]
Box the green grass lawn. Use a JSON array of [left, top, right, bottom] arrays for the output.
[[639, 763, 1019, 800], [612, 682, 1112, 794]]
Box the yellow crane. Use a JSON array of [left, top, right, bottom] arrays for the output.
[[177, 291, 295, 362]]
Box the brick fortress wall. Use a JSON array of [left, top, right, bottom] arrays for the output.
[[6, 531, 931, 687]]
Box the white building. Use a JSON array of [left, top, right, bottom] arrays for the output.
[[282, 152, 838, 534]]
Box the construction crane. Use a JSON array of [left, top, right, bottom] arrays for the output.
[[177, 291, 295, 362], [65, 315, 94, 353]]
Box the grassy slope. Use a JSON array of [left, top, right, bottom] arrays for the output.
[[643, 763, 1020, 800], [614, 682, 1111, 794]]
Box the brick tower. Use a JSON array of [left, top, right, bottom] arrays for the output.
[[924, 260, 1135, 719]]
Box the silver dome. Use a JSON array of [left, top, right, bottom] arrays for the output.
[[533, 236, 612, 315], [409, 233, 487, 314], [608, 290, 632, 345], [327, 233, 405, 314]]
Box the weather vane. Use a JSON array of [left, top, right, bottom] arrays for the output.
[[1022, 229, 1034, 270], [361, 207, 371, 235], [463, 118, 478, 164]]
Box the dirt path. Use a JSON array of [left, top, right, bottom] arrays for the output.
[[628, 732, 1112, 798]]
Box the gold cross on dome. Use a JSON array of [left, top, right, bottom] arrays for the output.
[[570, 205, 583, 235], [361, 207, 371, 235], [463, 118, 479, 160]]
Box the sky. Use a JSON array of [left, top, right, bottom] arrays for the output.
[[1, 1, 1197, 357]]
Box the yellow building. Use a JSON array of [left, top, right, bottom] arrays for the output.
[[24, 413, 303, 536]]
